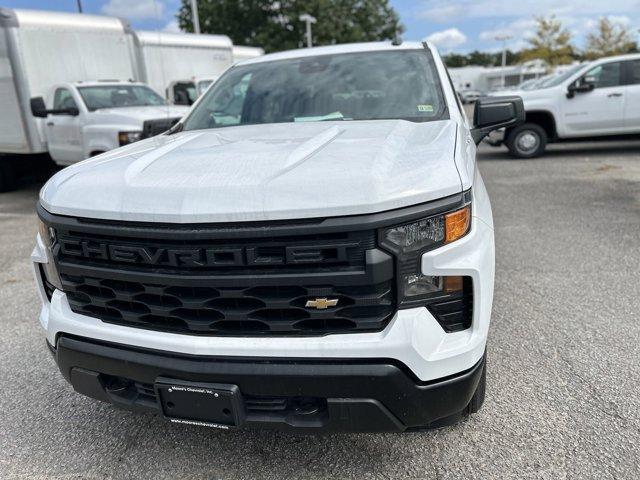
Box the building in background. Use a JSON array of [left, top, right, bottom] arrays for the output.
[[448, 60, 580, 92]]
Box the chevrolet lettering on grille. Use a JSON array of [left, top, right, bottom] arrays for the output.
[[57, 237, 359, 268]]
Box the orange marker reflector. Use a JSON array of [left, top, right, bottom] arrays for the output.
[[444, 276, 464, 294], [445, 206, 471, 244]]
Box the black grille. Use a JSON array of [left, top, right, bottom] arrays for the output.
[[140, 117, 181, 139], [50, 217, 395, 336], [61, 273, 393, 335]]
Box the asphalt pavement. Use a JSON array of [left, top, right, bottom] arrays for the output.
[[0, 141, 639, 479]]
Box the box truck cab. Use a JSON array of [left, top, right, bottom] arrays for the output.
[[489, 53, 640, 157], [30, 81, 188, 165], [131, 31, 233, 105], [33, 42, 524, 432]]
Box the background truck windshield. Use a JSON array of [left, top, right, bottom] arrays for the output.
[[183, 50, 446, 130], [78, 85, 166, 111]]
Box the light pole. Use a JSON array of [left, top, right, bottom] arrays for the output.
[[190, 0, 201, 34], [299, 14, 317, 48], [495, 35, 512, 89]]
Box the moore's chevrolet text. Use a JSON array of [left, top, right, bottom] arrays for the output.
[[32, 42, 524, 432]]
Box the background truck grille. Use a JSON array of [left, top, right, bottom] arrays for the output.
[[61, 273, 394, 335], [140, 117, 181, 139]]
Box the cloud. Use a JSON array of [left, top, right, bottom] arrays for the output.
[[419, 5, 465, 23], [425, 28, 468, 50], [478, 18, 537, 43], [162, 19, 181, 33], [417, 0, 640, 20], [101, 0, 164, 20]]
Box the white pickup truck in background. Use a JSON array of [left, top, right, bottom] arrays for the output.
[[30, 82, 188, 165], [489, 53, 640, 157], [0, 8, 261, 191]]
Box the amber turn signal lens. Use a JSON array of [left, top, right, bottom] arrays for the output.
[[445, 206, 471, 244], [443, 275, 464, 294]]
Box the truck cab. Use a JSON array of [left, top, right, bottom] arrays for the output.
[[167, 77, 219, 105], [31, 81, 189, 165], [491, 54, 640, 157]]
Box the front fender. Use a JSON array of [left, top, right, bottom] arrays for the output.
[[82, 124, 137, 157]]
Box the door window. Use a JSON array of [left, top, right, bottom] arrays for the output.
[[624, 60, 640, 85], [53, 88, 78, 111], [583, 62, 622, 89]]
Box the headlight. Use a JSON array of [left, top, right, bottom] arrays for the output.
[[379, 203, 473, 331], [38, 218, 63, 292], [118, 131, 142, 146], [381, 205, 470, 256]]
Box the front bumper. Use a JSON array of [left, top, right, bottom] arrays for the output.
[[53, 334, 486, 432]]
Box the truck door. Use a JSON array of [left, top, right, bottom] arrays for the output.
[[622, 59, 640, 133], [45, 88, 84, 164], [561, 61, 626, 136]]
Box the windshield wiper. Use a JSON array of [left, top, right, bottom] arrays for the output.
[[294, 112, 347, 122]]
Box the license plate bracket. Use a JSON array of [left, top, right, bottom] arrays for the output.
[[154, 378, 245, 429]]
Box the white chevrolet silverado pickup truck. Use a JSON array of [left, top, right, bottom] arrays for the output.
[[489, 53, 640, 158], [32, 42, 523, 432], [30, 81, 189, 165]]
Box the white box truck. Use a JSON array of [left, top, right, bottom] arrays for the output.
[[232, 45, 265, 63], [131, 31, 234, 105], [0, 8, 187, 190]]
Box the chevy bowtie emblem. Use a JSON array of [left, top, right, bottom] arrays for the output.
[[305, 298, 339, 309]]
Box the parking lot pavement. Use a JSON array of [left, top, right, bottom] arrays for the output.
[[0, 141, 639, 480]]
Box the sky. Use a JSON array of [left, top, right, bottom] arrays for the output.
[[3, 0, 640, 53]]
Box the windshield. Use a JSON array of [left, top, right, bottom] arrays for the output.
[[541, 64, 586, 88], [183, 50, 446, 131], [78, 85, 166, 111]]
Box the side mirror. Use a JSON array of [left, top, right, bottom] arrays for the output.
[[567, 79, 595, 98], [30, 96, 48, 118], [471, 96, 525, 145], [30, 96, 80, 117]]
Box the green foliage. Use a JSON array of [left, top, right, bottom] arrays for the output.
[[176, 0, 404, 53], [520, 15, 574, 66], [444, 50, 520, 68], [585, 17, 638, 59]]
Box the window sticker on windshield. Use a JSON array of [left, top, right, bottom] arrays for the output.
[[417, 104, 434, 113]]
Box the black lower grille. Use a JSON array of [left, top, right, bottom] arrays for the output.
[[140, 117, 181, 139], [427, 277, 473, 332], [129, 381, 326, 420], [62, 274, 394, 336]]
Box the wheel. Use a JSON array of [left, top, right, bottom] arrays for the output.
[[505, 123, 547, 158], [0, 161, 18, 193]]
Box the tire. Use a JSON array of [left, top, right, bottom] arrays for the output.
[[505, 123, 547, 158], [0, 161, 18, 193], [468, 354, 487, 414]]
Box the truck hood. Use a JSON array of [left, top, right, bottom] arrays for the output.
[[40, 120, 463, 223], [91, 105, 189, 122]]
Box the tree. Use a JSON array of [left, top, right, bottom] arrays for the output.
[[585, 17, 638, 59], [520, 15, 574, 66], [176, 0, 404, 53], [443, 53, 468, 68], [443, 50, 520, 68]]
